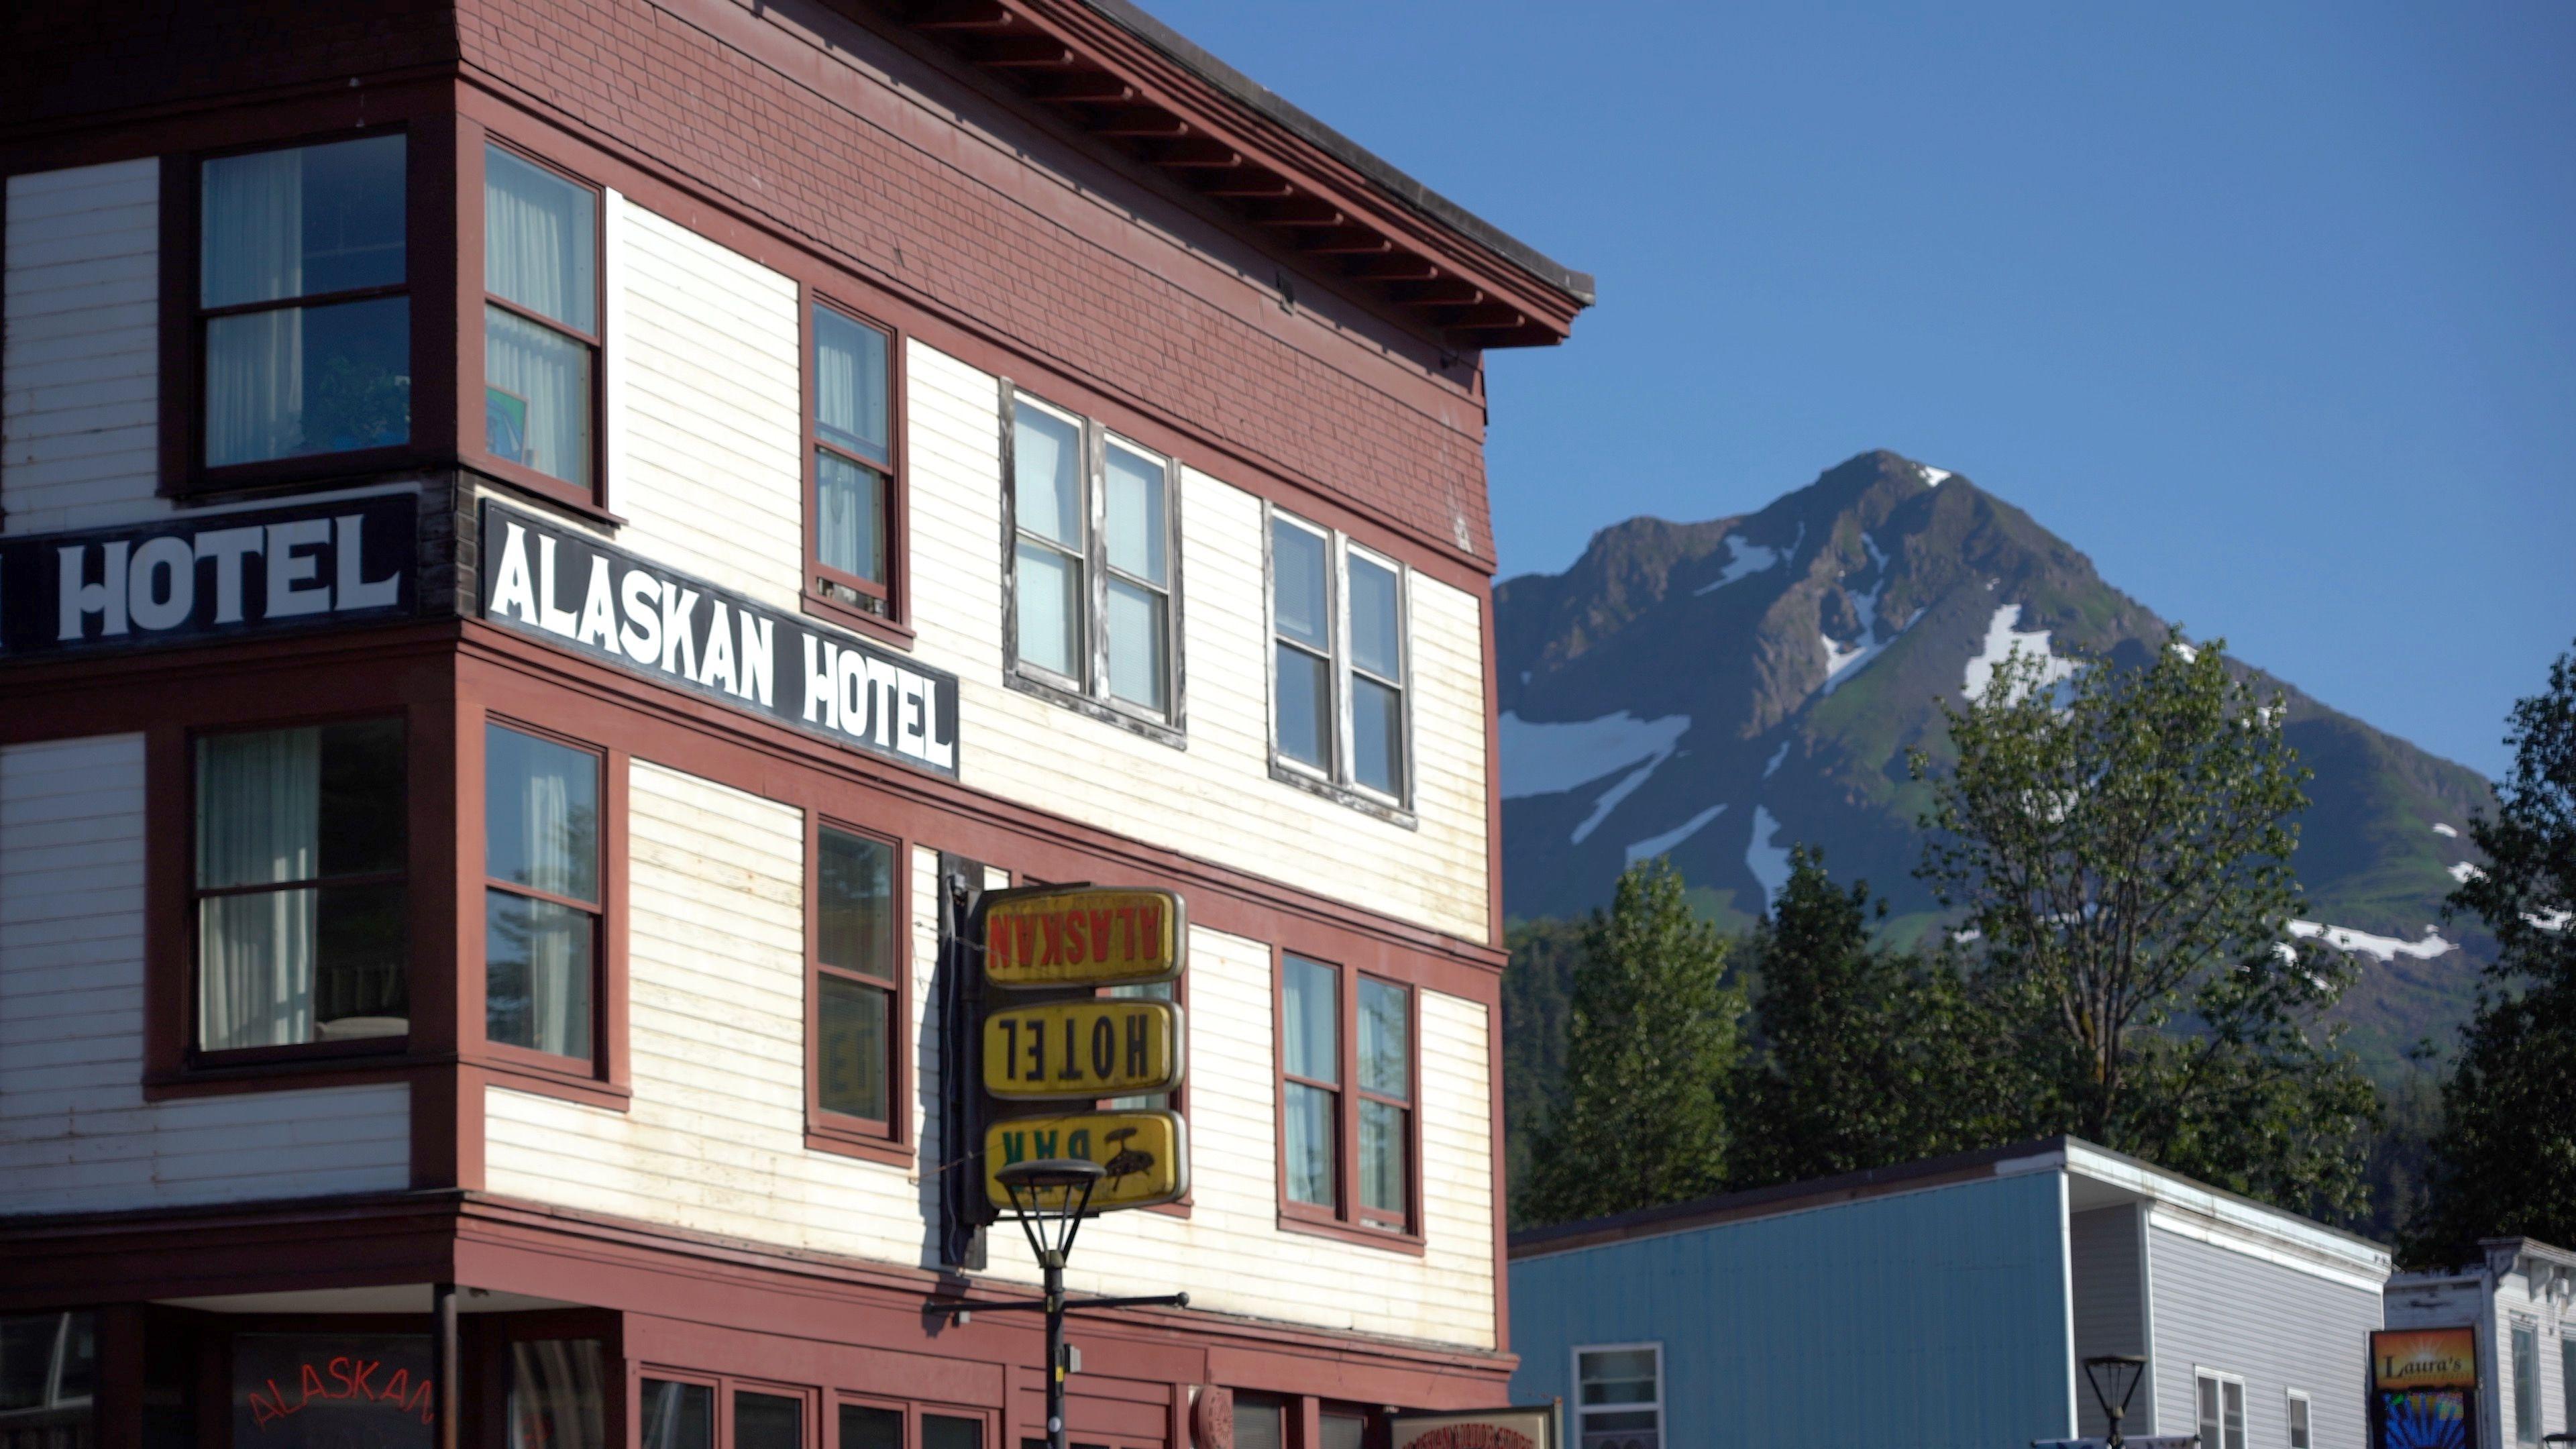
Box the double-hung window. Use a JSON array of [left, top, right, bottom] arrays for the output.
[[2286, 1390, 2311, 1449], [1006, 392, 1181, 732], [811, 823, 900, 1148], [484, 723, 603, 1063], [195, 132, 411, 474], [193, 720, 408, 1054], [2513, 1323, 2540, 1444], [1279, 954, 1415, 1237], [1268, 510, 1409, 807], [810, 305, 900, 623], [482, 144, 600, 498], [2195, 1371, 2246, 1449], [1573, 1344, 1662, 1449]]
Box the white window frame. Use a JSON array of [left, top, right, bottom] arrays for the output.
[[2194, 1368, 2247, 1449], [1571, 1341, 1663, 1449], [2510, 1318, 2541, 1444], [1000, 385, 1185, 743], [2285, 1388, 2310, 1449], [1263, 503, 1415, 820]]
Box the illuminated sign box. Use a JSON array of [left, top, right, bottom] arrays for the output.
[[983, 1110, 1187, 1211], [2370, 1327, 2478, 1449], [981, 888, 1183, 989], [982, 999, 1183, 1101]]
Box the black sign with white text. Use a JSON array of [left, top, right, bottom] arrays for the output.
[[477, 500, 961, 777], [0, 494, 416, 656]]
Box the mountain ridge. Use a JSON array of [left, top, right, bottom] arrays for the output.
[[1495, 450, 2498, 1071]]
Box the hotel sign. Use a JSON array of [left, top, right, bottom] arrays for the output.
[[478, 500, 959, 778], [981, 887, 1185, 989], [983, 998, 1182, 1101], [0, 494, 415, 656]]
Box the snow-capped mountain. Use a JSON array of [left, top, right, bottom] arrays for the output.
[[1497, 450, 2498, 1067]]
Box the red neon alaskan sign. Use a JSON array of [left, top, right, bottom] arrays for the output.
[[244, 1352, 435, 1430]]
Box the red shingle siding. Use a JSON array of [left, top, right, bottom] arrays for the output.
[[453, 0, 1494, 564], [1, 1, 460, 129]]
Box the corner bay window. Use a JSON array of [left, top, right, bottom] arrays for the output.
[[484, 723, 602, 1061], [1280, 955, 1413, 1234], [1574, 1344, 1662, 1449], [193, 720, 407, 1053], [812, 305, 897, 617], [1008, 392, 1179, 724], [484, 144, 599, 493], [814, 824, 898, 1134], [199, 133, 410, 470], [1269, 511, 1408, 803]]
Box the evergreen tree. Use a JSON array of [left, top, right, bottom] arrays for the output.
[[2406, 644, 2576, 1267], [1500, 915, 1589, 1213], [1913, 633, 2379, 1220], [1731, 847, 2007, 1189], [1519, 859, 1743, 1227]]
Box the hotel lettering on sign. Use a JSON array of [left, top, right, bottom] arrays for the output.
[[0, 494, 415, 655], [476, 501, 960, 777]]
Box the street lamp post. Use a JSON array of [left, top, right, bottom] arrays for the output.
[[2082, 1355, 2149, 1449], [936, 1159, 1190, 1449]]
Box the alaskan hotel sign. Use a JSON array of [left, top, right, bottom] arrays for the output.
[[478, 501, 961, 778]]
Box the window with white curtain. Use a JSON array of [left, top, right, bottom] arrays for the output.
[[483, 144, 598, 493], [198, 133, 410, 470], [812, 305, 897, 619], [193, 720, 407, 1053], [1267, 508, 1410, 806], [1005, 390, 1179, 730], [1277, 952, 1416, 1235], [484, 723, 601, 1061]]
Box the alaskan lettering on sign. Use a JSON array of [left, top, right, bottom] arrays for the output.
[[0, 494, 415, 655], [477, 501, 960, 778], [981, 887, 1185, 989]]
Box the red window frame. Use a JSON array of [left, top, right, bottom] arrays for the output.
[[1271, 948, 1424, 1252], [804, 813, 912, 1165], [476, 714, 627, 1106], [465, 132, 613, 520], [801, 290, 912, 647]]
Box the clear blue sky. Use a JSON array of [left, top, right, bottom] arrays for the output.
[[1145, 1, 2576, 779]]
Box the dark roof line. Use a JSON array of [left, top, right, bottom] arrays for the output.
[[1076, 0, 1597, 307]]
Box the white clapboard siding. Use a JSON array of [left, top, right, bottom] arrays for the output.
[[483, 759, 1497, 1349], [608, 198, 805, 614], [906, 341, 1493, 945], [2147, 1220, 2380, 1449], [3, 160, 166, 536], [0, 735, 411, 1213]]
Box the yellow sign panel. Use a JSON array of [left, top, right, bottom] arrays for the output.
[[983, 1110, 1187, 1212], [982, 1000, 1183, 1101], [982, 888, 1184, 989]]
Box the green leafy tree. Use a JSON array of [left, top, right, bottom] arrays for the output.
[[2406, 644, 2576, 1266], [1519, 858, 1743, 1226], [1912, 633, 2378, 1220], [1500, 914, 1588, 1212], [1731, 847, 2010, 1189]]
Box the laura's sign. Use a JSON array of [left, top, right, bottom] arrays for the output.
[[981, 887, 1185, 989], [0, 494, 415, 655], [982, 998, 1183, 1101], [477, 501, 959, 777], [983, 1109, 1187, 1211], [2370, 1328, 2477, 1449]]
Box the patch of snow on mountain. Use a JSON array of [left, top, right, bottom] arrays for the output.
[[1625, 803, 1729, 867], [1917, 463, 1953, 486], [2287, 918, 2457, 963], [1695, 527, 1798, 594], [2431, 822, 2459, 839], [1746, 806, 1792, 910], [1763, 741, 1790, 777], [2532, 909, 2570, 933], [1964, 604, 2078, 703], [1499, 710, 1692, 798], [1817, 538, 1920, 695], [1572, 750, 1682, 845], [2449, 861, 2484, 885]]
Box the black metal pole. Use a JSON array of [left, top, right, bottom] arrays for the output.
[[1044, 1254, 1067, 1449]]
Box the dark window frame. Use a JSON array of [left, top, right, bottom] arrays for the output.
[[999, 384, 1187, 746], [1271, 947, 1424, 1252], [639, 1369, 818, 1449], [838, 1391, 996, 1449], [801, 290, 913, 648], [466, 131, 614, 521], [1262, 504, 1415, 824], [477, 713, 626, 1104], [804, 812, 912, 1165], [160, 121, 443, 498], [181, 712, 413, 1070]]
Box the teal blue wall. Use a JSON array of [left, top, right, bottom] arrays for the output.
[[1509, 1169, 2074, 1449]]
